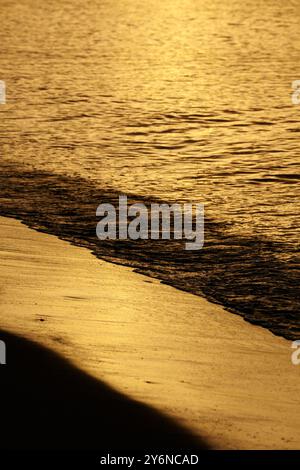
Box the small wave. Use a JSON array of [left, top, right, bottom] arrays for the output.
[[0, 161, 299, 340]]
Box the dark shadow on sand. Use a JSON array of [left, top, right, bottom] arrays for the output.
[[0, 330, 209, 450]]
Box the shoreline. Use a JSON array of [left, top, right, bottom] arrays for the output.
[[1, 215, 300, 449], [0, 160, 298, 340]]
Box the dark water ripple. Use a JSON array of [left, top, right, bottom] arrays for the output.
[[0, 161, 299, 340], [0, 0, 300, 340]]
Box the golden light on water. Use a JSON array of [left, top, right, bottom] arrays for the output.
[[0, 0, 300, 453]]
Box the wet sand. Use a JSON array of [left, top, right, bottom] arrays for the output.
[[0, 216, 300, 449]]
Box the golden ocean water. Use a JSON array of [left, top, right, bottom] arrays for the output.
[[0, 0, 300, 337]]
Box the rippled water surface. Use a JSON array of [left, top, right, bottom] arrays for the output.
[[0, 0, 300, 338]]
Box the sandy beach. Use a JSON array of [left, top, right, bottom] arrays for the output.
[[0, 215, 299, 450]]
